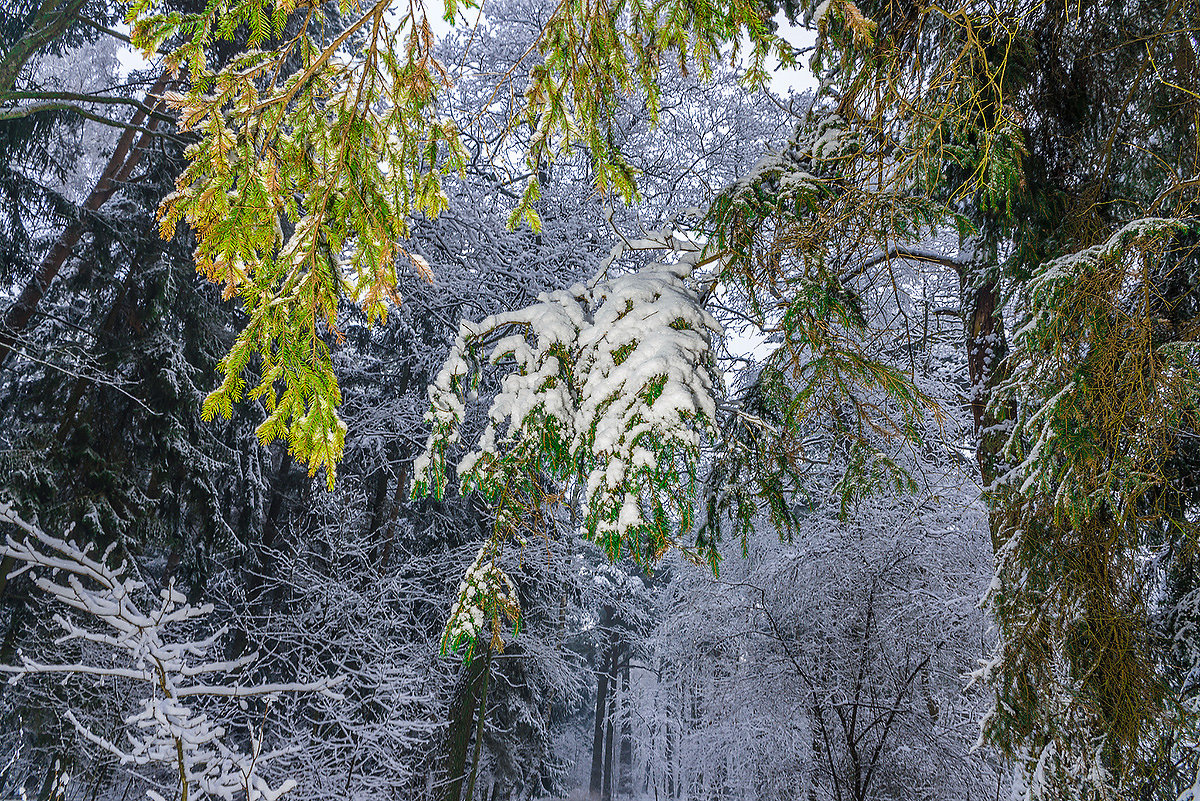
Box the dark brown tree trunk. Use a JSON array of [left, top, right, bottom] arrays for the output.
[[0, 71, 168, 367], [438, 655, 488, 801], [602, 662, 616, 801], [589, 606, 614, 798]]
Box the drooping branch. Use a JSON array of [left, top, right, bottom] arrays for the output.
[[0, 90, 175, 124], [0, 0, 90, 95]]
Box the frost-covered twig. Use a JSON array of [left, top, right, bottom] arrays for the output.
[[0, 501, 344, 801]]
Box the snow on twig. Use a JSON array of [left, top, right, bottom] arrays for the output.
[[0, 501, 344, 801]]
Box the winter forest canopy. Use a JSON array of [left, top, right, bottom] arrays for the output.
[[0, 0, 1199, 799]]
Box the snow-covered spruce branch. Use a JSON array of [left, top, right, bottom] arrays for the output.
[[413, 255, 722, 543], [0, 501, 344, 801], [441, 541, 520, 659], [414, 245, 724, 653]]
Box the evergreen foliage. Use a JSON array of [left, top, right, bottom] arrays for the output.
[[5, 0, 1200, 798]]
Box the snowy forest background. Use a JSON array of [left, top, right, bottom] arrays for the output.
[[1, 0, 1199, 800]]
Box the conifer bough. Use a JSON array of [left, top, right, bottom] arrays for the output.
[[127, 0, 792, 487]]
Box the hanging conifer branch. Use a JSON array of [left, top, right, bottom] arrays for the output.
[[125, 0, 792, 485]]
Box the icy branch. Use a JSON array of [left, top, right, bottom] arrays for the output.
[[0, 501, 344, 801]]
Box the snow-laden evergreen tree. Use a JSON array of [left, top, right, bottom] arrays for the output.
[[0, 10, 293, 795]]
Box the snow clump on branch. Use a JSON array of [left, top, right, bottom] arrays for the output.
[[413, 240, 723, 653], [0, 502, 343, 801]]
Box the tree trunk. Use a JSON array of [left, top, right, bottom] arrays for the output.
[[375, 459, 408, 570], [34, 756, 63, 801], [438, 654, 488, 801], [664, 721, 675, 800], [619, 654, 633, 796], [602, 643, 619, 801], [366, 465, 391, 536], [589, 606, 614, 798], [0, 601, 26, 668], [963, 271, 1015, 549], [0, 72, 168, 367], [464, 644, 493, 801], [590, 645, 612, 798]]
